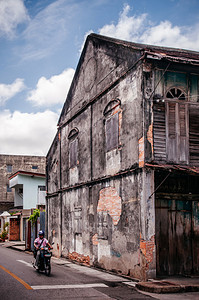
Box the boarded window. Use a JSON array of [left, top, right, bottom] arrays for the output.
[[7, 165, 12, 173], [74, 207, 82, 234], [105, 113, 119, 152], [68, 128, 79, 168], [69, 138, 78, 168], [97, 211, 108, 239]]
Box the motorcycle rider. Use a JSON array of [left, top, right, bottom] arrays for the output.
[[34, 230, 52, 269]]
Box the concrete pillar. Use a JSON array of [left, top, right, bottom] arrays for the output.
[[140, 168, 156, 280]]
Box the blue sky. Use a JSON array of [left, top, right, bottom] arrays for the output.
[[0, 0, 199, 156]]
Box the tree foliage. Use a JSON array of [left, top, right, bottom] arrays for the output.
[[28, 209, 40, 225]]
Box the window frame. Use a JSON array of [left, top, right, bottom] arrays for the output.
[[165, 87, 189, 164], [68, 128, 79, 168], [105, 113, 119, 152], [7, 164, 12, 173], [32, 165, 38, 170], [104, 99, 121, 153]]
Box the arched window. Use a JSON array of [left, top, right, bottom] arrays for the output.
[[166, 87, 186, 100], [68, 128, 79, 168], [166, 87, 188, 163]]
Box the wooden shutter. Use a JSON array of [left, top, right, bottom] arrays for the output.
[[168, 103, 176, 138], [69, 138, 78, 168], [166, 102, 188, 164], [178, 104, 188, 163], [153, 102, 166, 161], [167, 103, 177, 162], [106, 113, 119, 152], [189, 105, 199, 166]]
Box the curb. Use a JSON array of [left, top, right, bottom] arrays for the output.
[[136, 281, 199, 294], [8, 245, 26, 252]]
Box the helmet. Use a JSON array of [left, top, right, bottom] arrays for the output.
[[39, 230, 44, 236]]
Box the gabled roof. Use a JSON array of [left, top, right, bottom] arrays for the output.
[[90, 33, 199, 61], [9, 170, 45, 180]]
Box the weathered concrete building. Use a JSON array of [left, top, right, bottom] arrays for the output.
[[46, 34, 199, 280], [0, 155, 46, 213]]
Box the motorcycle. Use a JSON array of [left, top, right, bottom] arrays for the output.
[[33, 245, 53, 276]]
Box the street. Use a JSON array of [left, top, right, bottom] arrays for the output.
[[1, 246, 199, 300], [0, 245, 154, 300]]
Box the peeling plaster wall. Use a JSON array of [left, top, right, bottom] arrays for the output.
[[57, 174, 148, 279], [48, 196, 60, 257], [139, 169, 156, 279], [47, 171, 156, 280]]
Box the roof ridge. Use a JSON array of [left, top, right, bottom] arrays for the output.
[[89, 33, 199, 57]]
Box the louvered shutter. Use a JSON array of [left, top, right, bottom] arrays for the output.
[[167, 103, 177, 161], [178, 104, 189, 163], [166, 101, 188, 164]]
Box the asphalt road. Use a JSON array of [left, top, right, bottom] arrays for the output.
[[0, 245, 154, 300]]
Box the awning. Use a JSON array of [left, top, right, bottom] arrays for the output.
[[145, 163, 199, 175], [0, 211, 11, 218]]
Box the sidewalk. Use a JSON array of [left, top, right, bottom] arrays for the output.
[[136, 277, 199, 294], [0, 240, 25, 251], [1, 240, 199, 294]]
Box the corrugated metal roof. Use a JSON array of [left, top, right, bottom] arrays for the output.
[[90, 33, 199, 61], [145, 163, 199, 175]]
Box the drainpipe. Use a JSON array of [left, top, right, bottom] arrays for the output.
[[45, 158, 48, 240], [90, 104, 93, 181], [59, 127, 63, 257]]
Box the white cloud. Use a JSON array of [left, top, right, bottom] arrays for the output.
[[139, 21, 199, 50], [98, 4, 199, 51], [0, 110, 58, 156], [99, 4, 147, 42], [27, 68, 75, 107], [0, 78, 25, 105], [0, 0, 29, 38]]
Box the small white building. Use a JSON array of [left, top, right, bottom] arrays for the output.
[[9, 171, 46, 241], [9, 170, 46, 209]]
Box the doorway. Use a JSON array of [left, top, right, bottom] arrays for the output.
[[155, 171, 199, 276]]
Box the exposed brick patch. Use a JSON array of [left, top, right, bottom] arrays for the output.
[[98, 187, 122, 225], [147, 124, 154, 154], [140, 233, 155, 266], [92, 233, 98, 245], [68, 251, 90, 265], [139, 137, 144, 167]]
